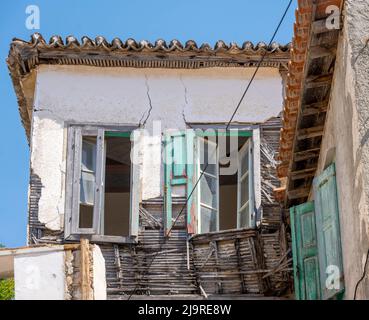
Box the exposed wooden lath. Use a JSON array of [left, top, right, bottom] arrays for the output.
[[100, 197, 291, 299]]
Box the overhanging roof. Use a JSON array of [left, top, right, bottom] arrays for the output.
[[275, 0, 344, 206], [7, 33, 291, 140]]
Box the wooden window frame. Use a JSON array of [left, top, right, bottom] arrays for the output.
[[237, 139, 254, 228], [189, 126, 260, 233], [64, 124, 140, 244], [195, 136, 220, 234]]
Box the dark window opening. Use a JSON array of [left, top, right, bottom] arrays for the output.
[[219, 135, 250, 230], [103, 134, 131, 237]]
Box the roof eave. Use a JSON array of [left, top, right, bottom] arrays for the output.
[[276, 0, 344, 207], [7, 33, 291, 141]]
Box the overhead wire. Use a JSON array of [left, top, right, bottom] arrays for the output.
[[127, 0, 293, 300]]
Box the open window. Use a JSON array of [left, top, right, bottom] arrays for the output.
[[65, 126, 139, 243], [164, 129, 256, 235], [194, 131, 255, 233], [196, 136, 219, 233]]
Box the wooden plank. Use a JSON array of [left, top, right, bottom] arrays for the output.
[[64, 126, 75, 239], [297, 126, 324, 140], [305, 74, 333, 88], [287, 188, 310, 200], [294, 148, 321, 162], [114, 244, 123, 280], [80, 238, 92, 300], [290, 167, 317, 180], [235, 238, 246, 293], [309, 46, 336, 59], [302, 101, 328, 116], [130, 129, 141, 238], [71, 127, 82, 234], [212, 241, 223, 294], [93, 128, 104, 233], [312, 18, 332, 35]]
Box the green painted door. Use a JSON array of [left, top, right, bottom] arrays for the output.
[[290, 202, 321, 300], [313, 163, 344, 299]]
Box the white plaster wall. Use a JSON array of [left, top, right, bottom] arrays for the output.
[[92, 245, 107, 300], [30, 116, 65, 230], [314, 2, 369, 299], [31, 65, 283, 231], [14, 250, 65, 300]]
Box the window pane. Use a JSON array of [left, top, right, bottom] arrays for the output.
[[80, 171, 95, 205], [200, 206, 217, 233], [240, 173, 249, 206], [239, 204, 249, 228], [82, 138, 96, 172], [79, 204, 93, 228], [173, 135, 186, 177], [80, 137, 97, 205], [240, 144, 249, 176], [200, 174, 217, 209], [79, 136, 97, 229], [200, 139, 217, 175]]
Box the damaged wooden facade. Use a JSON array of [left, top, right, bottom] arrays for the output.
[[7, 33, 293, 299]]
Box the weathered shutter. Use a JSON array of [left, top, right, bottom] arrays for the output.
[[237, 139, 254, 228], [290, 202, 321, 300], [186, 129, 196, 234], [129, 129, 142, 238], [164, 131, 194, 235], [69, 127, 104, 236], [195, 136, 219, 234], [313, 163, 344, 299]]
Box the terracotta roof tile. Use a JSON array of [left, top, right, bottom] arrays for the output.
[[276, 0, 343, 203]]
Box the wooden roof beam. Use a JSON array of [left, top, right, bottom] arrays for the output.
[[312, 19, 335, 35], [305, 74, 333, 88], [290, 168, 317, 180], [302, 100, 329, 116], [310, 46, 337, 59], [294, 148, 321, 162], [297, 126, 325, 140], [287, 188, 310, 200]]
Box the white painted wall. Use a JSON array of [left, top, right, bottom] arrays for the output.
[[313, 2, 369, 299], [31, 65, 283, 231], [92, 245, 107, 300], [14, 248, 66, 300]]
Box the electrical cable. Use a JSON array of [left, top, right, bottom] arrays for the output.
[[127, 0, 293, 300]]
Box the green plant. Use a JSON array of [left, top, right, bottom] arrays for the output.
[[0, 278, 15, 300], [0, 243, 15, 300]]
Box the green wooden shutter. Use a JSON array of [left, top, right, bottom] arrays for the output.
[[313, 163, 344, 300], [290, 202, 321, 300], [186, 130, 196, 234], [164, 131, 195, 235]]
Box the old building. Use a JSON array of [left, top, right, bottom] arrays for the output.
[[276, 0, 369, 300], [1, 33, 293, 299], [4, 0, 367, 301]]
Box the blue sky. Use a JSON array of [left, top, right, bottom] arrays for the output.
[[0, 0, 296, 247]]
